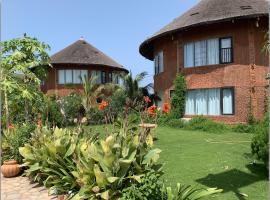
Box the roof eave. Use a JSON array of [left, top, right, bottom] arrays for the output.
[[139, 13, 268, 60]]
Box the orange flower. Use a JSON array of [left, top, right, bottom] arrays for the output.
[[37, 119, 42, 127], [147, 105, 157, 116], [8, 124, 14, 129], [98, 100, 108, 111], [143, 96, 151, 103], [162, 103, 170, 114]]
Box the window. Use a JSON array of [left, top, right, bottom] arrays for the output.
[[220, 38, 233, 64], [58, 69, 88, 84], [108, 72, 112, 83], [92, 70, 102, 84], [185, 88, 234, 116], [221, 88, 234, 115], [112, 73, 119, 84], [184, 37, 232, 68], [169, 90, 175, 98], [101, 71, 106, 84], [154, 51, 164, 75]]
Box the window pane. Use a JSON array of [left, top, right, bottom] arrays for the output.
[[208, 88, 220, 115], [73, 70, 81, 84], [65, 70, 73, 83], [195, 89, 207, 115], [223, 89, 233, 114], [154, 55, 158, 75], [58, 70, 65, 84], [221, 38, 231, 48], [207, 39, 219, 65], [185, 90, 196, 115], [195, 40, 207, 66], [102, 72, 106, 83], [96, 71, 102, 84], [80, 70, 88, 83], [184, 43, 194, 68]]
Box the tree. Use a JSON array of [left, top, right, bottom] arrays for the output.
[[0, 34, 51, 128], [171, 74, 187, 118]]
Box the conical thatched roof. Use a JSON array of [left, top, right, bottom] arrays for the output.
[[140, 0, 269, 60], [51, 38, 127, 71]]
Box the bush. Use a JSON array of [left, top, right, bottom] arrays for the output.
[[110, 90, 127, 118], [232, 123, 256, 133], [86, 107, 105, 125], [60, 92, 84, 124], [121, 170, 163, 200], [171, 74, 187, 118], [20, 120, 162, 198], [43, 98, 65, 127], [2, 123, 36, 163], [167, 118, 185, 128], [251, 114, 269, 167], [184, 116, 229, 133]]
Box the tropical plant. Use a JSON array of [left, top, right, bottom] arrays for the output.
[[81, 75, 104, 115], [164, 183, 222, 200], [0, 34, 51, 129], [19, 127, 80, 195], [71, 117, 162, 199], [171, 74, 187, 118]]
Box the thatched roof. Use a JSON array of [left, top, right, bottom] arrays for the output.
[[51, 38, 127, 71], [140, 0, 269, 60]]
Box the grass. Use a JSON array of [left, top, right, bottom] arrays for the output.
[[154, 127, 268, 200], [78, 125, 268, 200]]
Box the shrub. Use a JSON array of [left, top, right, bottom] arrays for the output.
[[167, 118, 185, 129], [121, 169, 164, 200], [60, 92, 84, 124], [2, 123, 36, 163], [232, 123, 256, 133], [110, 90, 127, 118], [43, 98, 65, 127], [86, 107, 105, 125], [184, 116, 229, 133], [251, 114, 269, 167], [171, 74, 187, 118], [20, 120, 162, 198]]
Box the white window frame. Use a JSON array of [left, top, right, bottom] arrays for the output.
[[58, 69, 88, 84]]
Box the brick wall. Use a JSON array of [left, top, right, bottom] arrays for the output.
[[152, 18, 269, 123]]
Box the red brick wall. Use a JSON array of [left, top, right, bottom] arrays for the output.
[[152, 18, 269, 123]]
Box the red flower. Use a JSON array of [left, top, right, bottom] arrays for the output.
[[147, 105, 157, 116], [98, 100, 108, 111], [143, 96, 151, 103], [162, 103, 170, 114], [37, 119, 42, 127], [8, 124, 14, 129]]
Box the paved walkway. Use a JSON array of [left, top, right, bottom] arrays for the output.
[[1, 175, 56, 200]]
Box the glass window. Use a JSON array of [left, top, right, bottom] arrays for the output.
[[184, 37, 232, 67], [154, 51, 164, 75], [73, 70, 81, 84], [194, 40, 207, 66], [222, 88, 233, 115], [58, 70, 65, 84], [102, 71, 106, 83], [80, 70, 88, 83], [220, 38, 232, 64], [184, 43, 194, 68], [207, 39, 219, 65], [185, 88, 231, 116], [65, 70, 73, 84]]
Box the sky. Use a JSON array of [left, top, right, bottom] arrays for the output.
[[2, 0, 199, 86]]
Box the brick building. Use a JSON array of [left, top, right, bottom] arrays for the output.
[[139, 0, 269, 123], [42, 38, 128, 96]]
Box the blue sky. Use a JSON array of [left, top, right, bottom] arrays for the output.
[[2, 0, 199, 85]]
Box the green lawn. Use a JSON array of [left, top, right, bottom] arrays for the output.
[[80, 125, 268, 200], [154, 127, 268, 200]]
